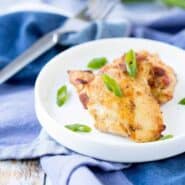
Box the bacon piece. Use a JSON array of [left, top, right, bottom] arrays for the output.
[[75, 79, 88, 84], [68, 70, 95, 91], [153, 66, 165, 77], [162, 75, 170, 87], [79, 93, 89, 109]]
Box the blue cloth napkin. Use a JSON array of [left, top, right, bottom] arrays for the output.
[[1, 10, 185, 185]]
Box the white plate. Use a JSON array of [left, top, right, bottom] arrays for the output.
[[35, 38, 185, 162]]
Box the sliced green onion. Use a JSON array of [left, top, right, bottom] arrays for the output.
[[125, 49, 137, 77], [65, 124, 92, 133], [102, 74, 123, 97], [179, 98, 185, 105], [160, 134, 173, 141], [87, 57, 108, 69], [57, 85, 68, 107]]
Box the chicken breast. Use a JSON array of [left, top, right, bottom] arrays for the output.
[[68, 51, 176, 142]]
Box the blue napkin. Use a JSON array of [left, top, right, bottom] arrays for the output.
[[1, 10, 185, 185]]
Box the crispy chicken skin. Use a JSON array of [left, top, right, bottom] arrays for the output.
[[68, 51, 176, 142]]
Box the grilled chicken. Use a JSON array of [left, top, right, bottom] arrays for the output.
[[68, 51, 176, 142]]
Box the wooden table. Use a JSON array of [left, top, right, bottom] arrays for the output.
[[0, 160, 52, 185]]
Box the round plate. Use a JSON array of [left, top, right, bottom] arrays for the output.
[[35, 38, 185, 162]]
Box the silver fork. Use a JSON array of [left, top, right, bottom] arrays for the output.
[[0, 0, 118, 84]]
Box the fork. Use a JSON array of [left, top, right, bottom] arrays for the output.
[[0, 0, 118, 84]]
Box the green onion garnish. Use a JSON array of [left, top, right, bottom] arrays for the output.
[[65, 124, 92, 133], [179, 98, 185, 105], [102, 74, 123, 97], [57, 85, 68, 107], [125, 49, 137, 77], [87, 57, 108, 70], [160, 134, 173, 141]]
